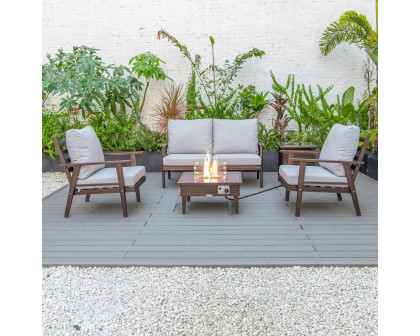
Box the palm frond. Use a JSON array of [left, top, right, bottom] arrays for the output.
[[320, 11, 374, 56], [340, 11, 372, 37]]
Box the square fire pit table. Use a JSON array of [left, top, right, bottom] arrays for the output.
[[177, 171, 242, 214]]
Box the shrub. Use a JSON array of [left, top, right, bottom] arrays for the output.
[[158, 29, 265, 119], [42, 107, 84, 159], [42, 105, 166, 158], [151, 83, 188, 137]]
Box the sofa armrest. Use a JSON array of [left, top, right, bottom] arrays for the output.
[[289, 157, 364, 165], [160, 143, 168, 159], [258, 143, 264, 156]]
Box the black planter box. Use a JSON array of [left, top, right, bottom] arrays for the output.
[[43, 150, 280, 173], [42, 154, 65, 173], [359, 151, 378, 181], [262, 150, 278, 172]]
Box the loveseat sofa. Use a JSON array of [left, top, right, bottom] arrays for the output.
[[160, 119, 263, 188]]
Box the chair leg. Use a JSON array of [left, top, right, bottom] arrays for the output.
[[168, 171, 171, 180], [162, 169, 166, 188], [295, 161, 307, 217], [257, 170, 259, 179], [348, 187, 361, 216], [135, 188, 140, 202], [343, 164, 361, 216], [337, 193, 342, 201], [119, 190, 128, 217], [295, 189, 303, 217], [85, 194, 91, 202], [64, 166, 80, 218], [260, 169, 263, 188], [116, 163, 128, 217], [64, 190, 75, 218], [285, 190, 290, 201]]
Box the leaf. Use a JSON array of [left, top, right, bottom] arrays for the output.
[[363, 44, 378, 66], [342, 86, 355, 106], [340, 103, 355, 121]]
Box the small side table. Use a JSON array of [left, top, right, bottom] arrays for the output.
[[278, 142, 318, 166]]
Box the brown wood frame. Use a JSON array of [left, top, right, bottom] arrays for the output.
[[278, 131, 372, 217], [160, 143, 264, 188], [277, 143, 318, 166], [52, 133, 146, 218]]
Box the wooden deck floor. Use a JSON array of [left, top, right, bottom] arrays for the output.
[[43, 172, 378, 266]]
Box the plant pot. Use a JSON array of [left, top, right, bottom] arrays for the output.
[[42, 153, 65, 173], [360, 150, 378, 181], [43, 151, 164, 173], [102, 151, 162, 172], [262, 150, 278, 172]]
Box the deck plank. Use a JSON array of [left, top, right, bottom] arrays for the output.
[[42, 172, 378, 266]]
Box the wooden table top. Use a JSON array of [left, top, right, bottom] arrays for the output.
[[277, 142, 318, 149], [177, 171, 242, 185]]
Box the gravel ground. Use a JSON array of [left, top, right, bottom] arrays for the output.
[[43, 172, 68, 198], [42, 266, 377, 335]]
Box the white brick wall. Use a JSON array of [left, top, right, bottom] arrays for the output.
[[43, 0, 376, 128]]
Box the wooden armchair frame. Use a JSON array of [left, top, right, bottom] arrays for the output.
[[278, 131, 371, 217], [160, 143, 264, 188], [52, 133, 146, 218]]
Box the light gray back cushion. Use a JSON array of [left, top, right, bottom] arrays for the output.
[[319, 124, 360, 177], [212, 119, 258, 154], [167, 119, 213, 154], [66, 126, 105, 179]]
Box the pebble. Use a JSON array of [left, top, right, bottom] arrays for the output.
[[42, 172, 68, 197], [42, 266, 378, 335]]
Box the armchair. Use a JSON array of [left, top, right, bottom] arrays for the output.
[[278, 124, 371, 217], [52, 126, 146, 217]]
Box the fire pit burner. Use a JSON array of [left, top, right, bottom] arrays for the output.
[[193, 151, 227, 182]]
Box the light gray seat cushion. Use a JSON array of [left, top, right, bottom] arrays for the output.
[[215, 154, 261, 166], [66, 126, 105, 179], [167, 119, 213, 154], [163, 154, 208, 166], [319, 124, 360, 177], [77, 166, 146, 187], [213, 119, 258, 154], [279, 165, 347, 185]]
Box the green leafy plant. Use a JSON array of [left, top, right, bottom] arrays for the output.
[[129, 52, 172, 116], [186, 68, 199, 118], [42, 46, 144, 117], [333, 86, 357, 124], [237, 86, 270, 119], [136, 124, 166, 152], [86, 107, 139, 151], [151, 83, 188, 137], [248, 91, 271, 119], [157, 29, 265, 119], [319, 1, 378, 66], [238, 85, 256, 117], [258, 124, 281, 150], [42, 106, 84, 159], [271, 72, 362, 147], [43, 103, 167, 157]]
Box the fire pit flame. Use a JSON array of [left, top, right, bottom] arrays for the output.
[[203, 151, 219, 178], [194, 151, 226, 182]]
